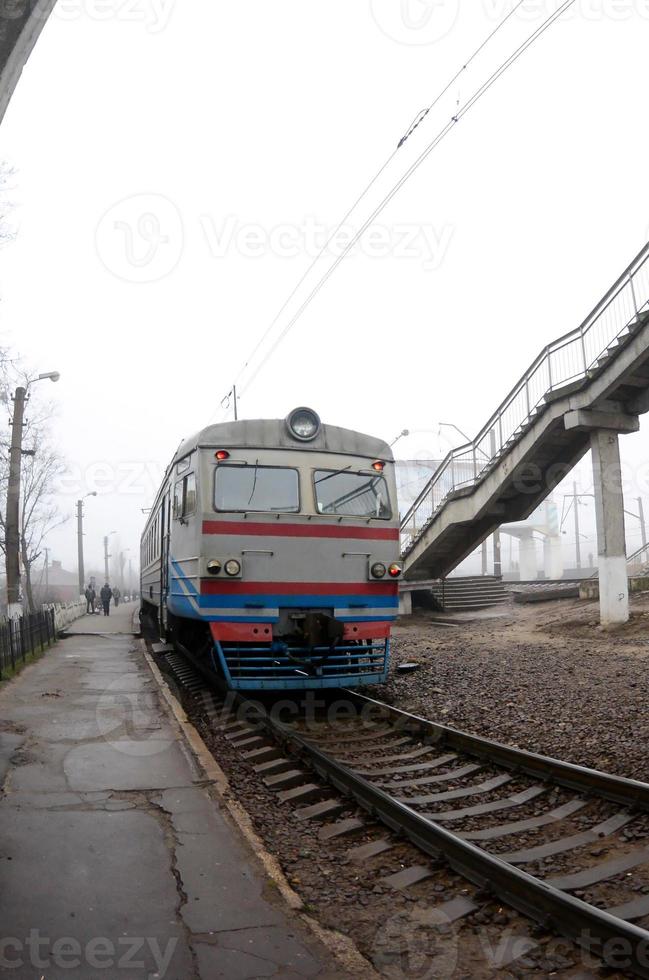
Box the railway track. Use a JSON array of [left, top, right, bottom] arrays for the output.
[[156, 642, 649, 977]]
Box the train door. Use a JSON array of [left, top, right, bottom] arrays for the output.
[[159, 490, 171, 636]]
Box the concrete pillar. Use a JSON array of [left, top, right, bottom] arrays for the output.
[[518, 532, 537, 580], [543, 535, 564, 580], [590, 429, 628, 626], [398, 590, 412, 616]]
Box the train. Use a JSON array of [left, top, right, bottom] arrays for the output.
[[140, 407, 402, 690]]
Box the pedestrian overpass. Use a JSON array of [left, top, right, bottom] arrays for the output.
[[400, 243, 649, 625]]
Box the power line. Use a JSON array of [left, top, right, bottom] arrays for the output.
[[235, 0, 578, 400], [216, 0, 529, 418]]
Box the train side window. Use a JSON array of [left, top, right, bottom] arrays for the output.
[[173, 481, 182, 520], [174, 474, 196, 520], [184, 473, 196, 516]]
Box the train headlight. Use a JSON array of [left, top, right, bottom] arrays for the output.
[[286, 406, 321, 442], [206, 560, 222, 575], [371, 562, 387, 579], [224, 559, 241, 577], [388, 563, 403, 578]]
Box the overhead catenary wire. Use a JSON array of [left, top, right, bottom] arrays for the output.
[[217, 0, 529, 417], [234, 0, 578, 400]]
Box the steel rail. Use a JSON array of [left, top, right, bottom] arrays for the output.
[[341, 690, 649, 810], [246, 707, 649, 976], [160, 643, 649, 975]]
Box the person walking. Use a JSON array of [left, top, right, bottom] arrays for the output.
[[85, 585, 96, 615], [113, 587, 121, 608], [100, 582, 113, 617]]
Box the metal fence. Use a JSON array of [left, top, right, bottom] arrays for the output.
[[401, 243, 649, 554], [0, 608, 56, 680]]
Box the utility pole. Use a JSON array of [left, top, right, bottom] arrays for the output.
[[5, 386, 27, 618], [77, 501, 85, 596], [638, 497, 647, 549], [103, 536, 110, 582], [44, 547, 49, 599], [232, 384, 238, 421], [573, 481, 581, 571], [128, 558, 133, 596], [77, 492, 97, 596]]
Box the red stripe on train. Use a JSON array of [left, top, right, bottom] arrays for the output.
[[200, 580, 399, 595], [202, 520, 399, 541], [210, 621, 391, 642]]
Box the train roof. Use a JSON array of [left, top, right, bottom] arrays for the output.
[[173, 416, 393, 466]]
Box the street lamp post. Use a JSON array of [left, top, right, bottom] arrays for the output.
[[119, 549, 130, 591], [5, 372, 60, 618], [77, 492, 98, 597], [103, 531, 116, 582]]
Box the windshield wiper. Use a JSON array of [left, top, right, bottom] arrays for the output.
[[314, 464, 352, 485]]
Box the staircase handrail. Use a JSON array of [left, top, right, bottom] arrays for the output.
[[401, 242, 649, 555]]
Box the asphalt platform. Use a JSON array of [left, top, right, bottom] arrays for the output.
[[0, 602, 340, 979]]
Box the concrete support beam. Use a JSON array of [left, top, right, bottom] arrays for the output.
[[518, 533, 537, 580], [398, 590, 412, 616], [590, 429, 629, 627], [543, 535, 564, 579], [564, 409, 639, 433]]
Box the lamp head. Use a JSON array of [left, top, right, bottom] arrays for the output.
[[37, 371, 60, 383]]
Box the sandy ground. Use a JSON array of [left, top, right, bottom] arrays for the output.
[[377, 592, 649, 781]]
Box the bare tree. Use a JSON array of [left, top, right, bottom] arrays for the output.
[[18, 436, 68, 612], [0, 386, 68, 612]]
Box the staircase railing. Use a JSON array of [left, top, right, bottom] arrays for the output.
[[627, 542, 649, 569], [401, 243, 649, 555]]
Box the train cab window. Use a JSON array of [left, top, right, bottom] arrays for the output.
[[184, 473, 196, 515], [174, 474, 197, 520], [313, 469, 392, 519], [215, 465, 300, 513]]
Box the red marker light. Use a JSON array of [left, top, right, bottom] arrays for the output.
[[372, 460, 385, 472], [388, 563, 402, 578], [215, 450, 230, 461]]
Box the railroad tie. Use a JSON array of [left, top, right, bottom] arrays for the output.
[[382, 865, 434, 890], [264, 769, 309, 791], [501, 811, 634, 864], [294, 799, 345, 822], [318, 817, 365, 842], [379, 762, 482, 790], [546, 846, 649, 891], [459, 798, 587, 842], [347, 838, 394, 862], [355, 752, 458, 777], [277, 783, 324, 806]]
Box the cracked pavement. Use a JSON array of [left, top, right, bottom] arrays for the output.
[[0, 604, 340, 979]]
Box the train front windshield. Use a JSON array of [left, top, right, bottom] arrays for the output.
[[313, 470, 391, 519]]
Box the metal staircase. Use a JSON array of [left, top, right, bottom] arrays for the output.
[[431, 576, 508, 612], [401, 244, 649, 580]]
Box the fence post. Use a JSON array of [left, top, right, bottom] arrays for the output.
[[630, 274, 639, 316]]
